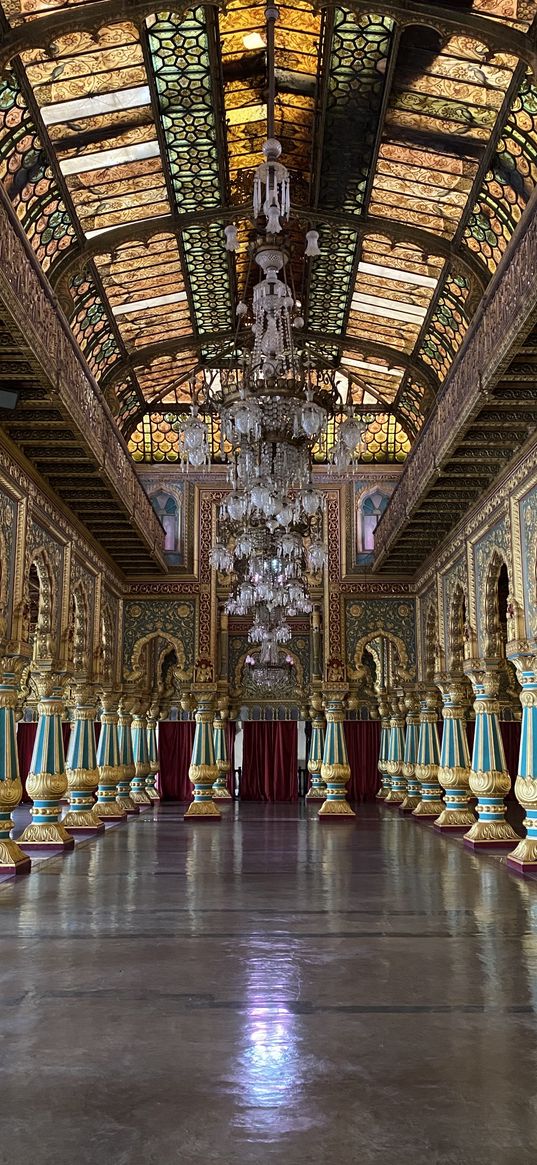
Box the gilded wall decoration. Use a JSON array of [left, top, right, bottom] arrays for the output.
[[24, 517, 64, 644], [228, 633, 310, 704], [519, 485, 537, 635], [442, 555, 468, 668], [344, 598, 416, 677], [0, 485, 16, 631], [474, 517, 511, 649], [123, 599, 196, 677]]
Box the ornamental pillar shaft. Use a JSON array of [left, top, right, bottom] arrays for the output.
[[435, 675, 475, 831], [0, 658, 31, 873], [463, 661, 518, 847], [376, 694, 391, 799], [62, 683, 104, 834], [146, 702, 161, 802], [95, 691, 126, 822], [306, 708, 326, 801], [212, 711, 232, 800], [318, 687, 355, 818], [117, 698, 138, 814], [505, 646, 537, 870], [384, 694, 406, 805], [19, 670, 74, 851], [131, 701, 152, 807], [412, 687, 444, 818], [185, 689, 221, 819], [399, 691, 420, 812]]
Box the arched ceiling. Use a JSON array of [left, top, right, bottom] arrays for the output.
[[1, 0, 537, 464]]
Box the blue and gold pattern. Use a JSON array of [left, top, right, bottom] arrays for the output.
[[185, 692, 220, 819], [306, 710, 326, 801], [0, 658, 31, 872], [435, 677, 475, 831], [117, 698, 138, 814], [131, 702, 152, 806], [506, 647, 537, 869], [319, 690, 355, 818], [376, 695, 392, 799], [399, 691, 421, 812], [95, 691, 126, 822], [413, 688, 444, 817], [19, 670, 74, 850], [384, 694, 406, 804], [62, 684, 103, 834], [212, 712, 232, 800], [463, 664, 518, 846]]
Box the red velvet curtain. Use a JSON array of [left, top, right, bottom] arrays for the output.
[[241, 722, 298, 801], [158, 721, 196, 801], [226, 721, 237, 795], [501, 721, 521, 797], [345, 720, 382, 803]]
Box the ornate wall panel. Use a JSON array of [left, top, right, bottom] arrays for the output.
[[122, 598, 196, 677], [0, 482, 17, 629], [518, 485, 537, 635], [473, 516, 511, 648], [344, 597, 416, 673]]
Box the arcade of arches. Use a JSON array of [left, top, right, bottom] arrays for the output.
[[3, 0, 537, 1160]]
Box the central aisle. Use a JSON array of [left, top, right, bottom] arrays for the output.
[[2, 803, 537, 1163]]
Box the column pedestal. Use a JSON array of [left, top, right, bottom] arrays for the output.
[[384, 695, 406, 805], [413, 688, 444, 818], [19, 670, 74, 851], [463, 661, 518, 848], [95, 691, 127, 823], [399, 692, 420, 812], [318, 687, 355, 818], [506, 647, 537, 871], [117, 700, 139, 814], [306, 710, 326, 801], [0, 658, 31, 873], [435, 675, 475, 831], [185, 689, 221, 819], [376, 695, 391, 799], [212, 712, 232, 800], [62, 684, 104, 834], [131, 703, 152, 807]]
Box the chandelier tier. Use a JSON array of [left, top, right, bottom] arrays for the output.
[[178, 1, 366, 669]]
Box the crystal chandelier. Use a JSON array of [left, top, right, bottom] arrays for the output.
[[181, 1, 366, 639]]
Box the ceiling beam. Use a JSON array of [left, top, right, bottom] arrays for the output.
[[1, 0, 534, 77], [49, 208, 488, 313]]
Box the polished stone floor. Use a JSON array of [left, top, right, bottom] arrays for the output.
[[2, 802, 537, 1164]]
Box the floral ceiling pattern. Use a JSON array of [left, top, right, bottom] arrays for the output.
[[1, 0, 537, 464]]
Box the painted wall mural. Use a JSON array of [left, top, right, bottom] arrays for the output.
[[123, 599, 196, 678], [345, 598, 416, 676]]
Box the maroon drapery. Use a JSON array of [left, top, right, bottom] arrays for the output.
[[17, 722, 37, 801], [226, 721, 237, 794], [241, 722, 298, 801], [158, 721, 196, 801], [500, 721, 521, 796], [345, 720, 381, 803]]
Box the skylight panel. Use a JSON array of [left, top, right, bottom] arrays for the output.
[[343, 358, 401, 376], [112, 291, 188, 316], [351, 292, 428, 324], [41, 86, 151, 125], [60, 140, 160, 176], [357, 261, 438, 289]]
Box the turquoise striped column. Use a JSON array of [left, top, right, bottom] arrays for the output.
[[0, 659, 31, 873], [19, 670, 74, 851], [413, 688, 444, 817], [464, 663, 518, 847], [400, 691, 421, 812], [117, 699, 138, 814], [213, 712, 232, 800], [131, 703, 152, 806], [376, 695, 391, 799], [306, 709, 326, 801], [62, 684, 103, 833], [185, 691, 221, 819], [145, 703, 160, 802], [435, 676, 475, 831], [319, 690, 355, 817], [384, 696, 406, 804], [506, 648, 537, 870], [95, 690, 126, 822]]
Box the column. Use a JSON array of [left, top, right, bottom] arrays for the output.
[[318, 686, 355, 818], [384, 694, 406, 804], [463, 661, 518, 847], [212, 711, 232, 800], [62, 682, 104, 834], [185, 688, 221, 819], [19, 669, 74, 850], [399, 690, 421, 812], [130, 700, 152, 807], [95, 689, 126, 822], [0, 657, 31, 873], [435, 675, 475, 831], [376, 693, 391, 799], [145, 700, 161, 802], [117, 697, 138, 814], [306, 708, 326, 801], [506, 646, 537, 871], [412, 687, 444, 818]]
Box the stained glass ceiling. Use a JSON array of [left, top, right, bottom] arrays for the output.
[[1, 0, 537, 463]]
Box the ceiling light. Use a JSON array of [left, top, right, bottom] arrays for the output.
[[243, 32, 266, 49]]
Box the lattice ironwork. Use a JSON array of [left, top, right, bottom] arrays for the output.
[[420, 272, 472, 380], [68, 269, 122, 381]]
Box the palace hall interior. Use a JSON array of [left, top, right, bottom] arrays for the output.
[[4, 0, 537, 1160]]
